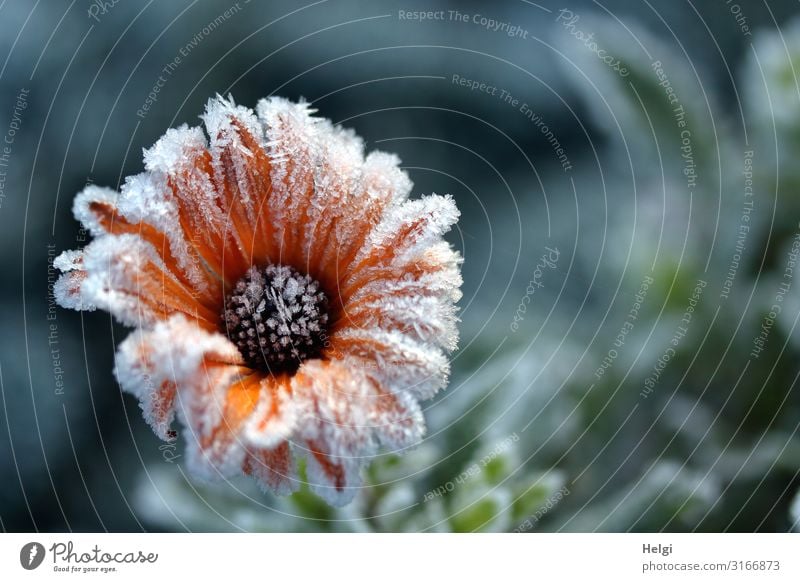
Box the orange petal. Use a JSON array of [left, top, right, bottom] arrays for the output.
[[329, 328, 450, 401], [290, 359, 426, 504], [114, 316, 245, 441], [339, 195, 460, 304], [72, 181, 223, 309], [55, 235, 219, 329], [244, 441, 299, 496], [180, 367, 297, 479]]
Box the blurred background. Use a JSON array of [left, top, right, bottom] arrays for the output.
[[1, 0, 799, 532]]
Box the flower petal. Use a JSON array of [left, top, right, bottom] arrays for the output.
[[341, 194, 460, 301], [290, 360, 374, 505], [53, 250, 91, 311], [244, 441, 299, 496], [142, 124, 235, 281], [340, 280, 460, 351], [290, 359, 428, 505], [180, 371, 299, 481], [201, 96, 276, 276], [256, 97, 320, 268], [330, 328, 451, 401], [299, 120, 365, 279], [72, 179, 219, 305], [364, 379, 427, 451], [320, 151, 414, 289], [114, 315, 243, 441], [54, 234, 218, 328], [114, 316, 299, 481]]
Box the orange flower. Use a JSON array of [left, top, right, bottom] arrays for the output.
[[54, 96, 462, 505]]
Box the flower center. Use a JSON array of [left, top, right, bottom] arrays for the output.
[[221, 264, 329, 373]]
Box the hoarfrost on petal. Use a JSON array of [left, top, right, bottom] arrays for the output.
[[114, 315, 242, 441], [361, 151, 412, 205], [343, 292, 460, 351], [72, 185, 118, 236], [142, 124, 208, 176], [245, 442, 299, 496], [67, 234, 212, 328], [331, 328, 451, 401], [256, 97, 320, 251], [202, 95, 269, 224], [346, 194, 461, 288], [292, 360, 377, 506]]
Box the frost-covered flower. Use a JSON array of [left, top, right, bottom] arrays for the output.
[[54, 96, 462, 505]]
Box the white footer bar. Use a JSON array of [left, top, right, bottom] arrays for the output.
[[1, 533, 797, 581]]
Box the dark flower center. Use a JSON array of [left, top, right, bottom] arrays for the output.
[[221, 264, 329, 374]]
